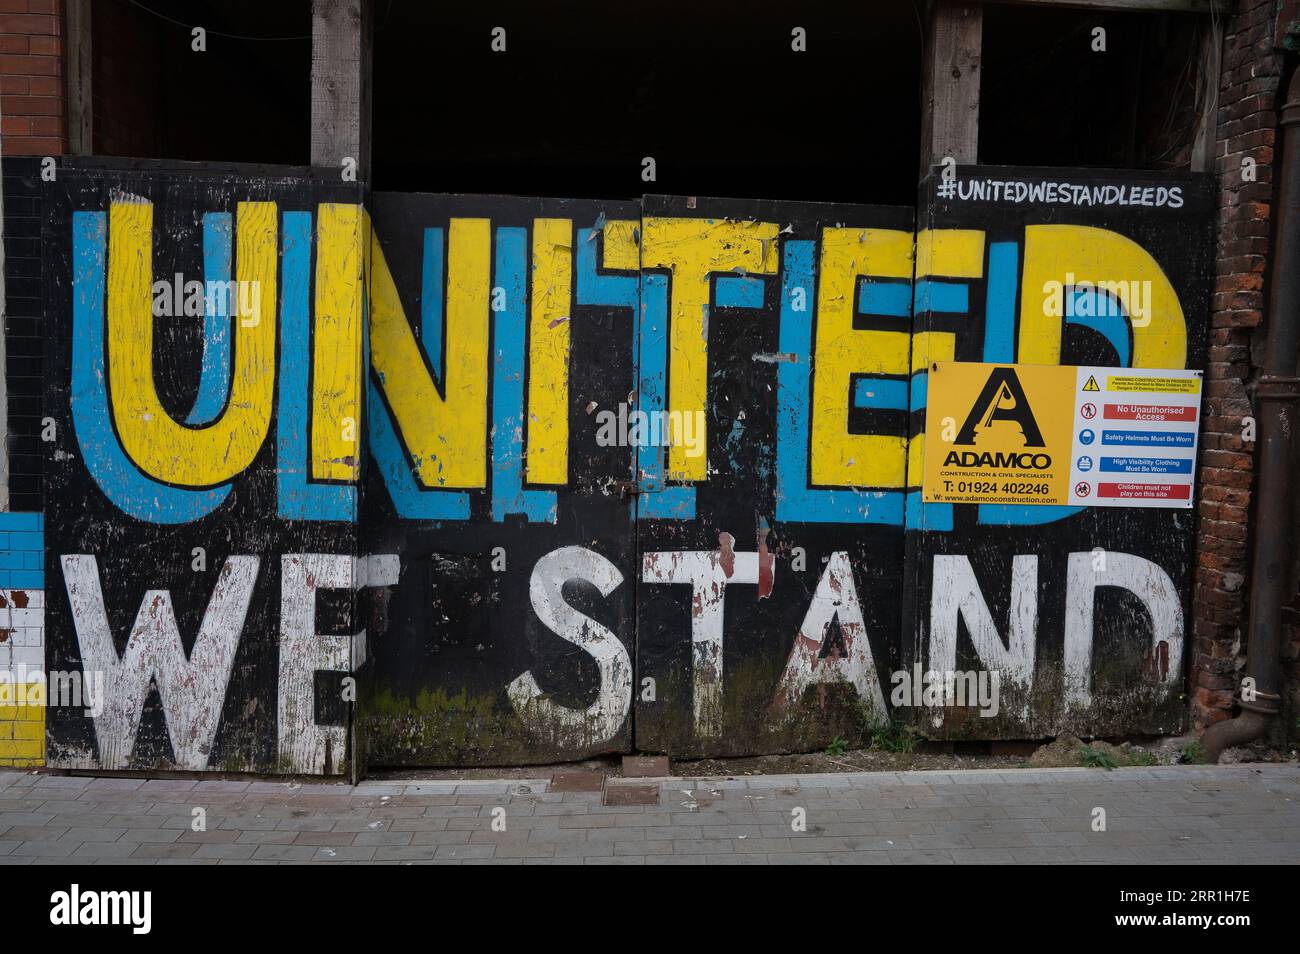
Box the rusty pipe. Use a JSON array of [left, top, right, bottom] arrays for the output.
[[1202, 67, 1300, 762]]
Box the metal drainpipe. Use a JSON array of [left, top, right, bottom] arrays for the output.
[[1201, 67, 1300, 762]]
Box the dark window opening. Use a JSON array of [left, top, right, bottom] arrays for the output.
[[979, 6, 1205, 170], [92, 0, 311, 165], [372, 0, 926, 205]]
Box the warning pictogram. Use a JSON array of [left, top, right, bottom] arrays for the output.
[[1083, 375, 1100, 392]]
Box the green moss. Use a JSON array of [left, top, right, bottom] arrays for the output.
[[636, 656, 892, 758], [359, 686, 627, 767]]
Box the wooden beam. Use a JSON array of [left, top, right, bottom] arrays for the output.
[[65, 0, 92, 155], [1191, 17, 1223, 172], [310, 0, 372, 176], [920, 1, 983, 175]]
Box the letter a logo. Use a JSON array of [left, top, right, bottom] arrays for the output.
[[954, 368, 1045, 447]]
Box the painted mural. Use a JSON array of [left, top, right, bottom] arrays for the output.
[[44, 169, 366, 775], [906, 166, 1213, 739], [358, 192, 639, 766], [635, 196, 913, 758], [33, 163, 1212, 773]]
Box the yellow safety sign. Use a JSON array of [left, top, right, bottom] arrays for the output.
[[923, 363, 1074, 505], [922, 362, 1204, 508]]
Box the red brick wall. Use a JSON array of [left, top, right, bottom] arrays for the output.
[[1192, 0, 1287, 730], [0, 0, 65, 157]]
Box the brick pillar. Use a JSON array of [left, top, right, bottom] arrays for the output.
[[1192, 0, 1287, 729], [0, 0, 58, 767], [0, 0, 66, 157]]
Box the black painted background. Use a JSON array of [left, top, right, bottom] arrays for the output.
[[359, 193, 639, 767], [634, 195, 916, 758]]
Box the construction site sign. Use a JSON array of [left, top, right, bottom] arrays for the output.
[[922, 363, 1202, 509]]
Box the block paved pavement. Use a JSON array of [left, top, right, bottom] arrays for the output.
[[0, 763, 1296, 864]]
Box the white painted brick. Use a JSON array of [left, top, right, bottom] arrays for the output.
[[9, 609, 43, 629], [1, 589, 43, 610], [12, 646, 43, 669], [13, 627, 43, 647]]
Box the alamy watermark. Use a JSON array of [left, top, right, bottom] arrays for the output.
[[151, 273, 262, 327], [1042, 274, 1152, 328], [0, 666, 104, 717], [594, 403, 706, 459], [50, 884, 151, 934], [889, 665, 1001, 718]]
